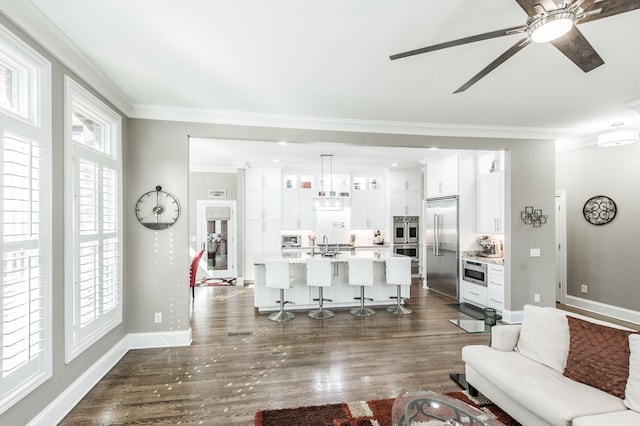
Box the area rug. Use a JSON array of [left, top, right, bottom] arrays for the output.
[[197, 278, 236, 287], [254, 391, 521, 426]]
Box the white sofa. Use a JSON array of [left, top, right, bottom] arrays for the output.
[[462, 304, 640, 426]]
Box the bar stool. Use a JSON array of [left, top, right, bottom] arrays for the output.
[[347, 257, 375, 317], [306, 257, 334, 319], [265, 259, 295, 322], [385, 257, 412, 315]]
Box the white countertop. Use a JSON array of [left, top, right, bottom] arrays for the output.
[[255, 249, 404, 264], [462, 253, 504, 265]]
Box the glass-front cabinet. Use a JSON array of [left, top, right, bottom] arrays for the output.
[[282, 173, 316, 229], [351, 175, 385, 229]]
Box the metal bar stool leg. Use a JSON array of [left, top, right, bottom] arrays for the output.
[[309, 287, 334, 319], [387, 285, 412, 315], [269, 289, 295, 322], [350, 286, 375, 317]]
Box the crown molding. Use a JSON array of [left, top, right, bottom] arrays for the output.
[[0, 0, 134, 116], [131, 103, 564, 140]]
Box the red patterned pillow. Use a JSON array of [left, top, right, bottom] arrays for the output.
[[563, 316, 634, 398]]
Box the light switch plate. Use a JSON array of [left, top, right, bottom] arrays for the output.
[[530, 248, 541, 257]]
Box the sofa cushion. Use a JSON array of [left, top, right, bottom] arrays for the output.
[[463, 345, 626, 425], [563, 316, 634, 398], [572, 409, 640, 426], [515, 304, 569, 372], [625, 334, 640, 411]]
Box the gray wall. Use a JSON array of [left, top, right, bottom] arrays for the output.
[[0, 14, 129, 426], [556, 142, 640, 310], [505, 140, 557, 311]]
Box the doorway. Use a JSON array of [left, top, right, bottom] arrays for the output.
[[197, 200, 237, 279], [555, 190, 567, 303]]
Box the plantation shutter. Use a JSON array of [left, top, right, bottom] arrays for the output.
[[1, 133, 47, 389]]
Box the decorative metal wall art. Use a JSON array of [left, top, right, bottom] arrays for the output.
[[583, 195, 617, 225], [521, 206, 548, 227]]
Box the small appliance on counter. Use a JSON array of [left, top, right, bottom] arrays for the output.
[[477, 236, 503, 258], [373, 230, 384, 245], [281, 234, 301, 248]]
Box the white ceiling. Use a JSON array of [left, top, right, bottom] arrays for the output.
[[3, 0, 640, 167]]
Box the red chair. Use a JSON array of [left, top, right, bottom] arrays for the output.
[[190, 250, 204, 298]]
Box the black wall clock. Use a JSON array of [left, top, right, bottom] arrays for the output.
[[135, 185, 180, 230], [583, 195, 617, 226]]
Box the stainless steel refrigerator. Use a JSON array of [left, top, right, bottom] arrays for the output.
[[425, 196, 459, 299]]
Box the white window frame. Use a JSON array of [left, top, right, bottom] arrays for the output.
[[0, 25, 52, 415], [64, 76, 123, 363]]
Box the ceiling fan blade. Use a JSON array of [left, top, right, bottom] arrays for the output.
[[454, 37, 532, 93], [578, 0, 640, 24], [389, 25, 527, 60], [514, 0, 558, 16], [550, 26, 604, 72]]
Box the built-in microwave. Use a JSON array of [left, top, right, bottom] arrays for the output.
[[462, 259, 487, 286], [281, 234, 302, 247]]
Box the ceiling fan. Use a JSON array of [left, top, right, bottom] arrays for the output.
[[390, 0, 640, 93]]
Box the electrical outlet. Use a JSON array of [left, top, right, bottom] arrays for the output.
[[534, 293, 540, 303], [581, 285, 588, 294], [530, 248, 541, 257], [154, 312, 162, 323]]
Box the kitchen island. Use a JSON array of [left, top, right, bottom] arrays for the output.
[[254, 250, 410, 312]]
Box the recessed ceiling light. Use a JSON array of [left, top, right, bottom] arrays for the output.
[[273, 159, 280, 163], [429, 147, 438, 151], [278, 141, 287, 146], [391, 163, 398, 167]]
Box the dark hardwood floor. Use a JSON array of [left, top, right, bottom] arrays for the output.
[[60, 281, 491, 424]]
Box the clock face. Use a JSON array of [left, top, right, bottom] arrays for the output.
[[135, 187, 180, 230], [583, 195, 616, 226]]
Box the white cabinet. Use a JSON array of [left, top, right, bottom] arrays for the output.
[[245, 168, 282, 281], [390, 171, 421, 216], [351, 176, 385, 229], [461, 280, 487, 308], [477, 171, 504, 233], [487, 264, 504, 313], [426, 154, 459, 198], [282, 174, 316, 229]]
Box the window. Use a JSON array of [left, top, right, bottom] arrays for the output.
[[0, 26, 51, 414], [64, 77, 122, 362]]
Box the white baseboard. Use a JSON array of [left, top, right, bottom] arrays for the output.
[[565, 295, 640, 325], [129, 328, 193, 349], [28, 336, 130, 426], [500, 308, 523, 324], [28, 328, 192, 425]]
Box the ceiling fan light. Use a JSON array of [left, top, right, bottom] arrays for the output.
[[529, 11, 575, 43], [597, 129, 640, 147]]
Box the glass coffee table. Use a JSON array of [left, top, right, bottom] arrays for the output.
[[449, 319, 492, 334], [392, 390, 504, 426]]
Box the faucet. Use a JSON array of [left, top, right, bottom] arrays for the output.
[[322, 235, 329, 253]]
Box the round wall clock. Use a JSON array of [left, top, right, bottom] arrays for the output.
[[135, 185, 180, 230], [583, 195, 617, 226]]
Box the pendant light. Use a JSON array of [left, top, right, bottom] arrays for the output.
[[313, 154, 344, 211]]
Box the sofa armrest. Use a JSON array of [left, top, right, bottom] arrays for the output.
[[490, 324, 521, 351]]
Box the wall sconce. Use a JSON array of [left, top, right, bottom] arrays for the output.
[[521, 206, 548, 227]]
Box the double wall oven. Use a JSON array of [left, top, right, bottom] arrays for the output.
[[393, 216, 419, 274]]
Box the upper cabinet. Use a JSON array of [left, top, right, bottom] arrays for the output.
[[351, 176, 385, 229], [476, 152, 504, 234], [426, 154, 459, 198], [390, 171, 421, 216], [282, 174, 316, 229]]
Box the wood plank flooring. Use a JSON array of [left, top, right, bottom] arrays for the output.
[[60, 282, 491, 424]]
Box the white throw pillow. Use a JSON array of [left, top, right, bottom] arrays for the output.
[[515, 304, 570, 372], [625, 334, 640, 412]]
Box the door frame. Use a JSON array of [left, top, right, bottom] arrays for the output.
[[555, 190, 567, 304], [196, 199, 237, 279]]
